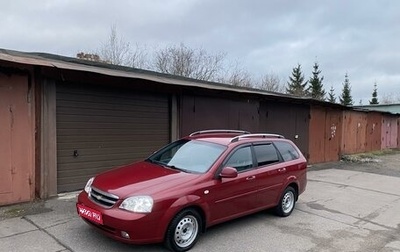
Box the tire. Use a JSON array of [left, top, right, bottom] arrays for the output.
[[275, 186, 296, 217], [164, 208, 202, 252]]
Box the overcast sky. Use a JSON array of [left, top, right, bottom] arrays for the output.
[[1, 0, 399, 104]]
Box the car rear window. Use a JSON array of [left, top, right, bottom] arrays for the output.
[[274, 141, 300, 161]]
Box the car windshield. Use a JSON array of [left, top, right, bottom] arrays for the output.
[[146, 139, 226, 173]]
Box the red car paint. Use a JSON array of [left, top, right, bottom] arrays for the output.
[[77, 131, 307, 249]]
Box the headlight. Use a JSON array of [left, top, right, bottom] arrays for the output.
[[84, 177, 94, 193], [119, 196, 153, 213]]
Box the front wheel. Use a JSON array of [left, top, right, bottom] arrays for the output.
[[275, 186, 296, 217], [164, 209, 202, 252]]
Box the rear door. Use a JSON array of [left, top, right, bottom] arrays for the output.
[[274, 141, 307, 194], [253, 143, 288, 207]]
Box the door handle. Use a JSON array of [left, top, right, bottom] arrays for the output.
[[278, 168, 287, 173], [246, 175, 256, 181]]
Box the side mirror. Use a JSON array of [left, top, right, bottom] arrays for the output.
[[220, 167, 238, 178]]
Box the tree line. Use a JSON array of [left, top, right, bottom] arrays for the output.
[[77, 26, 398, 106], [285, 63, 355, 106]]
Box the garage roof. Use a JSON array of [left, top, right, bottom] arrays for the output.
[[0, 48, 343, 108]]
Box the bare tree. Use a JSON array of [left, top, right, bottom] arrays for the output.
[[152, 43, 225, 81], [381, 93, 393, 104], [380, 93, 400, 104], [259, 73, 285, 93], [76, 52, 102, 62], [81, 27, 292, 91], [227, 70, 253, 88], [99, 25, 147, 68], [217, 61, 254, 88], [127, 43, 148, 69]]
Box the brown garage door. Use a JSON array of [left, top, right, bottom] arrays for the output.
[[56, 83, 170, 192]]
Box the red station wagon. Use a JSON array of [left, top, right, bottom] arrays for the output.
[[77, 130, 307, 251]]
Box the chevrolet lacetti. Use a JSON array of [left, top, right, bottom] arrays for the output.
[[77, 130, 307, 251]]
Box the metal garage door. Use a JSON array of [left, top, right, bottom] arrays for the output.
[[180, 95, 260, 136], [259, 101, 310, 158], [56, 83, 170, 192]]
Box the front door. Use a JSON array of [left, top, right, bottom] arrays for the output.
[[208, 146, 259, 223]]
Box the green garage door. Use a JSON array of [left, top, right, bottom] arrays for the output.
[[56, 83, 170, 192]]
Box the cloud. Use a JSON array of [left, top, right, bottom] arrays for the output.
[[1, 0, 399, 103]]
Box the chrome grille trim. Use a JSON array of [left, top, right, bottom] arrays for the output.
[[89, 187, 119, 208]]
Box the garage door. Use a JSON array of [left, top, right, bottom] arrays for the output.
[[180, 95, 260, 136], [56, 83, 170, 192]]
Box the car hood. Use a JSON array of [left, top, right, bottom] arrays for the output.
[[91, 161, 201, 198]]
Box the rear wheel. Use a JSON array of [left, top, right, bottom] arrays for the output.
[[164, 209, 202, 252], [275, 186, 296, 217]]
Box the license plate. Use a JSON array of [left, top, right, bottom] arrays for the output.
[[77, 204, 103, 225]]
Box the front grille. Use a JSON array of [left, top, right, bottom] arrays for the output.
[[89, 187, 119, 208]]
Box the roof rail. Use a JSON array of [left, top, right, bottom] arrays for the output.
[[189, 129, 250, 137], [230, 133, 285, 143]]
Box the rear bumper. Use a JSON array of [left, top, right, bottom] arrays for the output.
[[77, 192, 165, 244]]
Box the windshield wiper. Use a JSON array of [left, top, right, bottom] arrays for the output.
[[164, 164, 185, 171], [146, 159, 187, 172], [145, 158, 166, 165]]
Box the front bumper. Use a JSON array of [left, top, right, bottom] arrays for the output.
[[76, 191, 165, 244]]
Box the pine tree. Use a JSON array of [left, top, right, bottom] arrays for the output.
[[328, 86, 336, 103], [308, 62, 325, 100], [339, 73, 353, 106], [369, 82, 379, 104], [286, 64, 308, 97]]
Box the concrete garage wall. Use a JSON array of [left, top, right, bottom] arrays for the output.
[[0, 74, 35, 205]]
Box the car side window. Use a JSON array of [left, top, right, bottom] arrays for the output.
[[225, 146, 253, 172], [274, 141, 300, 161], [253, 144, 280, 167]]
